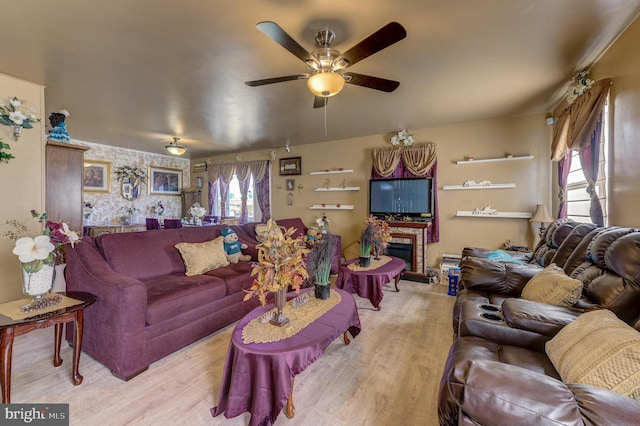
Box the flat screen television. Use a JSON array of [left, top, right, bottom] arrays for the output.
[[369, 177, 434, 219]]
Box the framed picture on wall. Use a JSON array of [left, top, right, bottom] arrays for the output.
[[148, 166, 183, 195], [279, 157, 301, 176], [83, 160, 111, 193]]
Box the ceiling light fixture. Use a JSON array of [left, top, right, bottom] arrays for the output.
[[307, 72, 345, 97], [165, 137, 186, 156]]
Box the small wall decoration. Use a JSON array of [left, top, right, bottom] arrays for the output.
[[279, 156, 301, 176], [149, 165, 183, 195], [83, 160, 112, 193], [286, 179, 295, 191], [192, 162, 207, 173], [0, 96, 41, 142]]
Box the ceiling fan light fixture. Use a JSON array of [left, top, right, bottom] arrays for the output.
[[165, 137, 187, 156], [307, 72, 345, 97]]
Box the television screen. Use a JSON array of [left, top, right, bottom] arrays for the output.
[[369, 178, 433, 218]]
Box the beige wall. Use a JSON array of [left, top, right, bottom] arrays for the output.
[[0, 73, 46, 302], [588, 17, 640, 227], [196, 113, 551, 268]]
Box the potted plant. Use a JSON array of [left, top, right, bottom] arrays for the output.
[[359, 223, 376, 267], [308, 233, 337, 300], [244, 219, 310, 326]]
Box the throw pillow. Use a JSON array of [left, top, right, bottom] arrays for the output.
[[546, 309, 640, 400], [520, 264, 582, 307], [486, 250, 525, 264], [175, 236, 229, 276]]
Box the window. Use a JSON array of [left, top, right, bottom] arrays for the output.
[[213, 175, 255, 221], [565, 99, 609, 225]]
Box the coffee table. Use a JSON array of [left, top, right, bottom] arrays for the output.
[[211, 288, 361, 426], [0, 291, 96, 403], [335, 255, 405, 310]]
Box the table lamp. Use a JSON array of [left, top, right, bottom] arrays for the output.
[[530, 204, 554, 237]]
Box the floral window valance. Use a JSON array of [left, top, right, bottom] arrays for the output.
[[372, 143, 437, 177]]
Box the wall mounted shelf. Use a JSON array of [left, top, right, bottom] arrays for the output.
[[456, 211, 532, 219], [456, 155, 533, 165], [314, 187, 360, 192], [310, 204, 354, 210], [442, 183, 516, 190], [309, 169, 353, 175]]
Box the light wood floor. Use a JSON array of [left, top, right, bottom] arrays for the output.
[[10, 281, 454, 426]]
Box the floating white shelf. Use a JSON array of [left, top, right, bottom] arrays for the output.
[[442, 183, 516, 190], [309, 169, 354, 175], [456, 211, 532, 219], [314, 187, 360, 192], [310, 204, 354, 210], [457, 155, 534, 165]]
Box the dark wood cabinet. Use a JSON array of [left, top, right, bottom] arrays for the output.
[[46, 142, 89, 233]]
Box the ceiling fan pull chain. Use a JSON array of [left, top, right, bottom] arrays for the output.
[[324, 97, 328, 137]]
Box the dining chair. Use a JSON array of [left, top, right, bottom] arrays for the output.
[[163, 219, 182, 229], [146, 218, 161, 230]]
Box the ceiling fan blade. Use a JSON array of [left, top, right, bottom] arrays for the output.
[[313, 96, 327, 109], [339, 22, 407, 67], [256, 21, 314, 64], [343, 72, 400, 92], [245, 75, 308, 87]]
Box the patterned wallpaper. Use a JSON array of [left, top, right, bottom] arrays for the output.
[[74, 140, 190, 226]]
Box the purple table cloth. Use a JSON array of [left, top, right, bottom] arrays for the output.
[[335, 256, 405, 309], [211, 288, 361, 426]]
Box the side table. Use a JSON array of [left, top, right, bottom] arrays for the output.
[[0, 291, 96, 403], [335, 255, 405, 310]]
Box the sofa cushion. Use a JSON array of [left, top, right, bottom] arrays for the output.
[[275, 217, 307, 238], [145, 274, 227, 325], [175, 236, 229, 276], [205, 261, 255, 295], [546, 309, 640, 400], [521, 264, 582, 307]]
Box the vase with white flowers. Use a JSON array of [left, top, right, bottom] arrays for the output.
[[4, 210, 80, 302], [189, 202, 206, 225], [83, 202, 94, 224], [0, 96, 41, 142], [316, 214, 330, 234]]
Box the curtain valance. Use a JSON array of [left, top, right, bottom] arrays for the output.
[[206, 160, 269, 184], [372, 143, 437, 177]]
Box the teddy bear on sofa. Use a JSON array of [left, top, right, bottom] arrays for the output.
[[221, 227, 252, 263], [305, 226, 322, 246]]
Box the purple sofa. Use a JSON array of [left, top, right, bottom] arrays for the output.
[[65, 218, 341, 380]]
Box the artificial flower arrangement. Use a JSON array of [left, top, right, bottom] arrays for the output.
[[0, 96, 41, 131], [566, 70, 594, 104], [366, 215, 392, 257], [315, 214, 330, 233], [122, 205, 140, 216], [188, 202, 206, 218], [243, 219, 310, 306], [115, 165, 147, 184], [83, 202, 94, 218], [150, 201, 165, 216], [391, 129, 414, 146]]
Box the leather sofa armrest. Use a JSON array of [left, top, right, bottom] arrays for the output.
[[460, 257, 541, 296], [501, 298, 584, 336], [448, 359, 640, 426]]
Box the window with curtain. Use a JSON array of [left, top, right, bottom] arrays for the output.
[[211, 175, 256, 220], [566, 99, 609, 225]]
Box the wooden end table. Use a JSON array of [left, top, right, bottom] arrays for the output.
[[0, 291, 96, 403]]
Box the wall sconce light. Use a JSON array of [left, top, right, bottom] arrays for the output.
[[530, 204, 554, 237], [165, 137, 186, 156]]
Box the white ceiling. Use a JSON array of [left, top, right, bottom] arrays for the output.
[[1, 0, 639, 158]]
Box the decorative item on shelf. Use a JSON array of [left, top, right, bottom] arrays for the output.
[[390, 129, 414, 146], [530, 204, 554, 237], [566, 69, 594, 104], [188, 202, 206, 225], [366, 216, 392, 260], [47, 109, 71, 143], [165, 137, 187, 156], [3, 210, 80, 310], [463, 180, 491, 187], [308, 233, 337, 300], [0, 96, 41, 142], [316, 213, 330, 234], [119, 205, 140, 225], [243, 219, 310, 326], [359, 223, 376, 267], [83, 202, 93, 224], [472, 205, 498, 215], [150, 200, 165, 220]]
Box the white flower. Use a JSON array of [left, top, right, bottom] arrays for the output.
[[9, 98, 21, 108], [12, 235, 55, 263], [9, 110, 27, 125], [391, 135, 399, 145]]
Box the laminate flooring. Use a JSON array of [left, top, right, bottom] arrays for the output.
[[9, 281, 455, 426]]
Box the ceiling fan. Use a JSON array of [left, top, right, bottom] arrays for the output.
[[245, 21, 407, 108]]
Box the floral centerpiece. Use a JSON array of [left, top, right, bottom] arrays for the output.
[[0, 96, 41, 142], [366, 216, 392, 259], [115, 165, 147, 184], [315, 214, 330, 234], [244, 219, 310, 325], [188, 202, 206, 225], [3, 210, 80, 307], [150, 201, 165, 217], [119, 205, 140, 224], [391, 129, 414, 146]]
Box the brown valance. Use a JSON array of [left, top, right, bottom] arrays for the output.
[[551, 78, 612, 161], [372, 143, 437, 177], [206, 160, 269, 183]]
